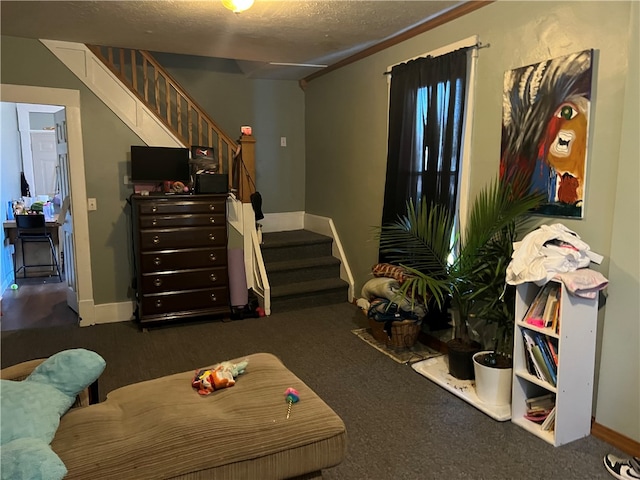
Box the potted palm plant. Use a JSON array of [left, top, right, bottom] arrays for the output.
[[378, 174, 543, 381]]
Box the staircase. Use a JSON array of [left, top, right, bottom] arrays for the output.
[[261, 230, 350, 312], [39, 40, 354, 315]]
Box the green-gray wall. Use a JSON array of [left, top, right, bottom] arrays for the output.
[[1, 36, 305, 305], [154, 52, 306, 214], [304, 1, 638, 441]]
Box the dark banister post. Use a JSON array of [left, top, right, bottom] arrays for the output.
[[238, 135, 256, 204]]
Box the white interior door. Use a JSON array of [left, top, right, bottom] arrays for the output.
[[54, 108, 79, 313], [29, 130, 57, 197]]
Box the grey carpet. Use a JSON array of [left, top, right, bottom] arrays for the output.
[[0, 302, 622, 480]]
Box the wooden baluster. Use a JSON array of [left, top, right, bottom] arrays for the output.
[[187, 104, 193, 146], [107, 47, 114, 65], [142, 57, 149, 103], [154, 67, 160, 113], [165, 76, 171, 125], [131, 50, 138, 93], [177, 93, 183, 139], [119, 49, 126, 81]]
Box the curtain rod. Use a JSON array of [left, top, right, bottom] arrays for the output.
[[383, 42, 490, 75]]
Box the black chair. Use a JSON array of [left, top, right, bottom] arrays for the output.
[[14, 214, 62, 282]]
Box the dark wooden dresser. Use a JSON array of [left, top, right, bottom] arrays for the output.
[[131, 194, 230, 324]]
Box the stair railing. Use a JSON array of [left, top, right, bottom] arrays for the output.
[[250, 228, 271, 315], [87, 45, 245, 195]]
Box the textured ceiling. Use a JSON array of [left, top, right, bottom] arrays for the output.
[[0, 0, 470, 80]]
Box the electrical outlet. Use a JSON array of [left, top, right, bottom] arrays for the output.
[[280, 136, 287, 147], [87, 198, 97, 211]]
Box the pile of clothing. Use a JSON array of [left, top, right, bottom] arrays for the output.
[[506, 223, 608, 298], [357, 264, 427, 337]]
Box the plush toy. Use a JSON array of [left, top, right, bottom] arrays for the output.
[[191, 359, 249, 396]]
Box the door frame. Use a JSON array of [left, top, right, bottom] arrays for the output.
[[1, 84, 95, 325]]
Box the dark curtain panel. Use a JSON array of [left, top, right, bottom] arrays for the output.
[[380, 48, 468, 228]]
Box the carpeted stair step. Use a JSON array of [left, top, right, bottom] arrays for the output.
[[269, 278, 350, 312], [261, 230, 333, 263], [266, 256, 342, 287], [260, 229, 349, 313]]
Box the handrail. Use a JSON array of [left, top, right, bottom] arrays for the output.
[[86, 45, 240, 181], [250, 227, 271, 316]]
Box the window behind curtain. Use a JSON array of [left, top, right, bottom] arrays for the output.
[[380, 47, 470, 260]]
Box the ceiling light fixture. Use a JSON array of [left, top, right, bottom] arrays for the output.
[[222, 0, 254, 13]]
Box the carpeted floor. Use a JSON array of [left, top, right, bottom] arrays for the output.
[[0, 302, 624, 479]]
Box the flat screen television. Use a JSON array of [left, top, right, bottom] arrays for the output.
[[130, 146, 190, 184]]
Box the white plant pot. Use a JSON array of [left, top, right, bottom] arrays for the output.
[[473, 351, 513, 406]]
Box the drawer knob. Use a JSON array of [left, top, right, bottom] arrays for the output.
[[209, 253, 217, 262], [151, 218, 158, 226], [155, 299, 162, 308], [210, 273, 217, 282], [210, 293, 217, 302], [151, 206, 158, 213], [153, 278, 162, 287], [208, 204, 216, 211], [153, 257, 162, 266], [209, 217, 215, 224], [152, 235, 160, 245], [208, 233, 215, 241]]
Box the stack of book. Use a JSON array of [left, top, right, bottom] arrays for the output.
[[522, 282, 561, 332], [521, 329, 559, 386], [524, 393, 556, 427]]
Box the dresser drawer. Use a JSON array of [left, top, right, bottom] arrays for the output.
[[140, 247, 227, 272], [140, 287, 229, 316], [139, 213, 225, 228], [137, 198, 225, 215], [139, 226, 226, 249], [141, 267, 227, 293]]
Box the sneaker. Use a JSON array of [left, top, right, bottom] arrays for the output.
[[604, 454, 640, 480]]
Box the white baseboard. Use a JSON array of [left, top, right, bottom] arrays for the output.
[[80, 300, 134, 326]]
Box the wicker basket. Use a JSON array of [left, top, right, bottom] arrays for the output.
[[368, 317, 421, 349]]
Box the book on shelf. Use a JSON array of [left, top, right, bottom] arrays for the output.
[[524, 393, 555, 424], [540, 406, 557, 431], [551, 288, 561, 333], [531, 344, 556, 386], [523, 284, 550, 325], [524, 283, 558, 327], [533, 332, 558, 384], [542, 285, 559, 328], [522, 330, 545, 380], [525, 392, 555, 410], [545, 336, 559, 364]]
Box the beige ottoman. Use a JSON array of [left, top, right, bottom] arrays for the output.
[[51, 352, 347, 479]]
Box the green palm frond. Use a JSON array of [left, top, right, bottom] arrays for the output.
[[376, 172, 543, 354]]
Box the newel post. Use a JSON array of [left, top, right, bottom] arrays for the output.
[[237, 134, 256, 204]]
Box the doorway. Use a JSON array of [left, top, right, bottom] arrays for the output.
[[1, 104, 73, 331], [1, 84, 94, 328]]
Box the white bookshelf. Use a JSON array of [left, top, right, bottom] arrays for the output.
[[512, 280, 598, 446]]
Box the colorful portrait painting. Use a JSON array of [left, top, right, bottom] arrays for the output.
[[500, 49, 594, 218]]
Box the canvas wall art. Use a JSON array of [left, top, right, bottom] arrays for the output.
[[500, 49, 594, 218]]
